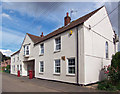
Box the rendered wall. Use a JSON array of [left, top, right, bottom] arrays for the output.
[[83, 7, 115, 85]]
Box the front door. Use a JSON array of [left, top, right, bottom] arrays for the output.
[[27, 61, 35, 77]]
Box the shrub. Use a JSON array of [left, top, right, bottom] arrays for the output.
[[98, 52, 120, 91]]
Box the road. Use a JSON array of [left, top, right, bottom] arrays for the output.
[[2, 72, 102, 92]]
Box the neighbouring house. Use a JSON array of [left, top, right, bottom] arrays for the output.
[[10, 6, 118, 85], [1, 59, 11, 68]]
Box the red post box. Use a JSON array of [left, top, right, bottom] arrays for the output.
[[29, 70, 33, 79], [17, 70, 20, 77]]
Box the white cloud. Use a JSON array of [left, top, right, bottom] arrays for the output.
[[0, 49, 13, 56], [2, 13, 12, 20]]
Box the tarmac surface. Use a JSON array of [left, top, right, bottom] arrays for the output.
[[2, 72, 103, 92]]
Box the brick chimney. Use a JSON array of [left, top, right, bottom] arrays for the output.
[[64, 12, 71, 26], [41, 32, 44, 37]]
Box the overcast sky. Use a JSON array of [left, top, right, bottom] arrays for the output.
[[0, 1, 119, 56]]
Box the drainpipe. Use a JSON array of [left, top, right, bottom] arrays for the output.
[[76, 26, 79, 85]]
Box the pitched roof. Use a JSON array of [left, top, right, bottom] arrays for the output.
[[27, 33, 41, 43], [11, 6, 104, 56], [11, 50, 20, 56], [34, 6, 104, 45]]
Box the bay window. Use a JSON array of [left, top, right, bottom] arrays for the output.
[[24, 45, 30, 56]]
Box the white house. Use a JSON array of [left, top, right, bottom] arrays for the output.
[[11, 6, 118, 85]]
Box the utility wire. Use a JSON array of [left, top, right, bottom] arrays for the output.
[[91, 4, 120, 29]]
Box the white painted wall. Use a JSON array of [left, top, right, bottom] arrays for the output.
[[11, 34, 35, 76], [34, 27, 82, 84], [11, 53, 21, 75], [83, 6, 115, 85]]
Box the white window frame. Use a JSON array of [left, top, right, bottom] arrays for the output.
[[54, 37, 61, 51], [54, 59, 61, 74], [105, 41, 109, 59], [24, 45, 30, 56], [20, 64, 22, 74], [13, 65, 15, 72], [40, 43, 44, 55], [13, 56, 15, 63], [17, 54, 19, 61], [17, 65, 19, 71], [66, 58, 75, 75], [39, 61, 44, 73]]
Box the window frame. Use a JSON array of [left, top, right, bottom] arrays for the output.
[[40, 43, 44, 55], [39, 61, 44, 73], [24, 44, 30, 56], [66, 58, 75, 75], [17, 54, 19, 61], [54, 59, 61, 74], [13, 65, 15, 72], [17, 65, 19, 71], [20, 64, 22, 74], [13, 56, 15, 63], [54, 37, 61, 52], [105, 41, 109, 59]]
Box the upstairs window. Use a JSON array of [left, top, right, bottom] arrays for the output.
[[54, 59, 61, 74], [24, 45, 30, 56], [14, 65, 15, 72], [17, 54, 19, 61], [40, 43, 44, 54], [13, 56, 15, 62], [105, 41, 109, 59], [40, 61, 44, 73], [55, 37, 61, 51]]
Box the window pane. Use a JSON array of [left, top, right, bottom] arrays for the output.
[[55, 37, 61, 50], [105, 42, 108, 58], [68, 58, 75, 74], [40, 61, 44, 72], [40, 44, 44, 54], [55, 59, 60, 73]]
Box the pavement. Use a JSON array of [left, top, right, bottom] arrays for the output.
[[2, 72, 103, 92]]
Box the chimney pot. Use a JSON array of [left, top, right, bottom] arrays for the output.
[[67, 12, 69, 16], [64, 12, 71, 26], [41, 32, 44, 37]]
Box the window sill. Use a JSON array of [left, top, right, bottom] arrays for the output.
[[39, 54, 44, 56], [23, 55, 29, 58], [39, 72, 44, 74], [66, 74, 75, 77], [53, 73, 60, 76], [54, 50, 61, 53]]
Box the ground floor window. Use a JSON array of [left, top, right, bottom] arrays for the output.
[[13, 65, 15, 72], [54, 59, 60, 74], [17, 65, 19, 71], [68, 58, 75, 74], [40, 61, 44, 73], [20, 64, 22, 73]]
